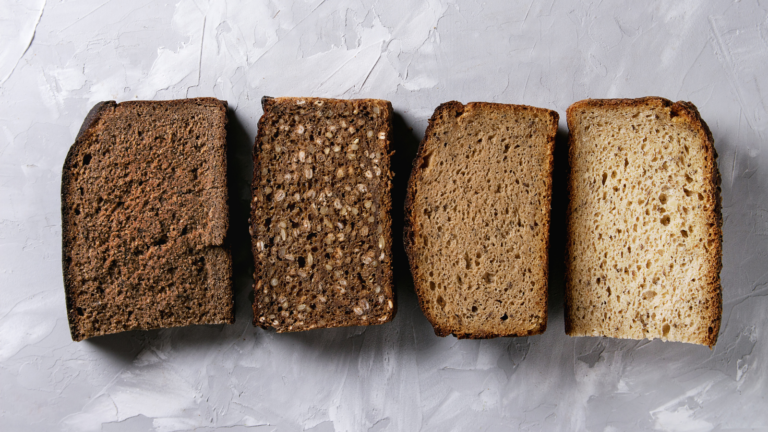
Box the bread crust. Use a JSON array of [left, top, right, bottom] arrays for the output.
[[62, 101, 117, 341], [564, 97, 722, 347], [62, 98, 232, 341], [404, 101, 558, 339], [251, 96, 397, 330]]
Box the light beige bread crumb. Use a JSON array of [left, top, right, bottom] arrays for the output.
[[565, 97, 722, 347]]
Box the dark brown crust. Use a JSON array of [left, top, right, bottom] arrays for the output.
[[382, 101, 398, 324], [564, 97, 722, 347], [251, 96, 396, 331], [62, 98, 233, 341], [404, 101, 559, 339], [62, 101, 117, 340], [76, 101, 116, 140], [251, 98, 268, 327], [251, 100, 266, 326]]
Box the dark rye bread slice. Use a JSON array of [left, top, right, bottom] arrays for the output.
[[404, 101, 558, 338], [565, 97, 722, 347], [251, 97, 396, 332], [62, 98, 234, 341]]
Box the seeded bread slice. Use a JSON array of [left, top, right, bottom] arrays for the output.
[[251, 97, 396, 331], [62, 98, 234, 341], [404, 101, 558, 338], [565, 97, 722, 347]]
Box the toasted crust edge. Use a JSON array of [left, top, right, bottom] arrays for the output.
[[251, 96, 397, 330], [564, 97, 722, 347], [62, 98, 233, 342], [403, 101, 559, 339]]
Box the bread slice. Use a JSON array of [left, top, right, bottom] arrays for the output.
[[62, 98, 234, 341], [404, 101, 558, 338], [251, 97, 396, 332], [565, 97, 722, 347]]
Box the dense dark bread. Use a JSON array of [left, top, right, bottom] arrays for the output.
[[404, 102, 558, 338], [565, 97, 722, 347], [62, 98, 234, 341], [251, 97, 396, 331]]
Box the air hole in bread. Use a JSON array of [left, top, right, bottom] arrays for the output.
[[153, 234, 168, 247], [482, 272, 495, 284], [420, 152, 433, 171]]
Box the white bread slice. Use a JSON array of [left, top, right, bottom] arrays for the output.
[[565, 97, 722, 347]]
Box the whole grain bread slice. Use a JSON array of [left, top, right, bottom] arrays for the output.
[[62, 98, 234, 341], [251, 96, 396, 332], [565, 97, 722, 347], [404, 101, 558, 338]]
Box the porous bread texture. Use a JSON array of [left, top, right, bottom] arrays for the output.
[[251, 97, 396, 332], [565, 97, 722, 347], [405, 101, 558, 338], [62, 98, 234, 341]]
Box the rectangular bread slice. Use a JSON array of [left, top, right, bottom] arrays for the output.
[[251, 97, 396, 331], [565, 97, 722, 347], [62, 98, 234, 341], [404, 101, 558, 338]]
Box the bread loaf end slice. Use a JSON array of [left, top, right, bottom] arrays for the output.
[[565, 97, 722, 347], [405, 102, 558, 338], [251, 97, 396, 332], [62, 98, 234, 341]]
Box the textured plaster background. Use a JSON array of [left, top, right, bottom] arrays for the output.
[[1, 0, 767, 431]]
